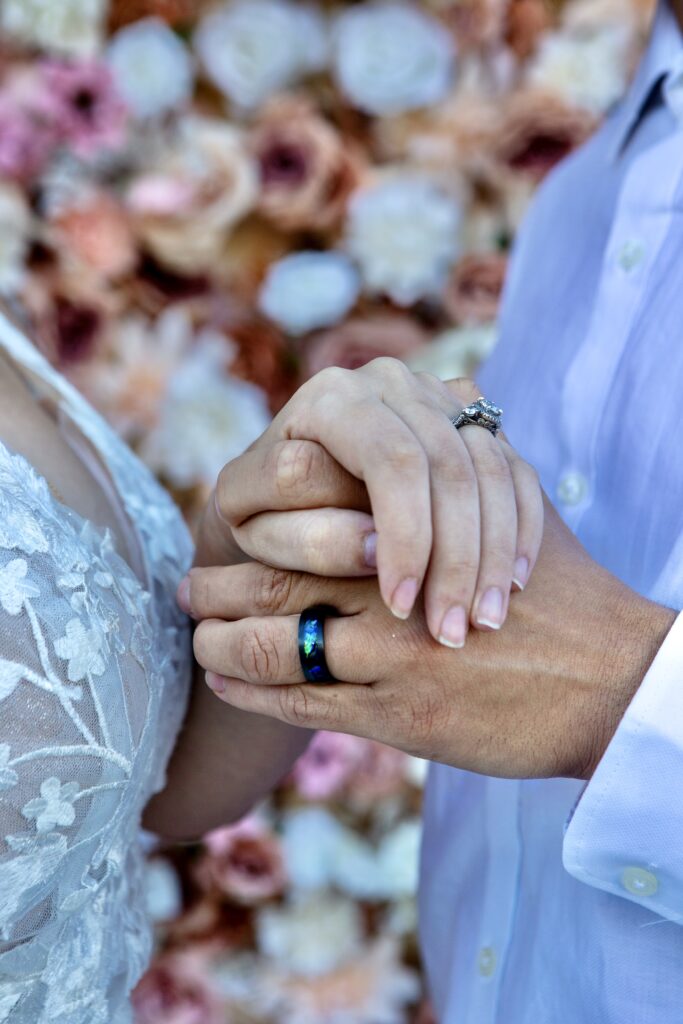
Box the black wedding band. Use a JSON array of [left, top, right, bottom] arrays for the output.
[[298, 605, 339, 684]]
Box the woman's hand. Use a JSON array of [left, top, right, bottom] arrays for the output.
[[190, 360, 543, 647]]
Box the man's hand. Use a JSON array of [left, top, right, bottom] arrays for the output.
[[186, 499, 675, 780]]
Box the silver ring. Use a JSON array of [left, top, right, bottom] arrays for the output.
[[451, 397, 503, 437]]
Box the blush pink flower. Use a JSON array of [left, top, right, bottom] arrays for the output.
[[291, 732, 368, 801], [443, 251, 508, 325], [304, 313, 429, 378], [50, 191, 137, 281], [42, 60, 128, 158], [194, 817, 287, 906], [0, 86, 57, 183], [132, 953, 224, 1024]]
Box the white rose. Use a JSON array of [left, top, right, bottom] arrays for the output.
[[140, 333, 271, 488], [526, 26, 632, 115], [333, 1, 456, 116], [259, 251, 360, 336], [375, 819, 422, 899], [256, 894, 363, 977], [194, 0, 328, 110], [346, 176, 461, 306], [107, 18, 194, 120], [408, 324, 499, 380], [0, 185, 30, 296], [0, 0, 106, 57]]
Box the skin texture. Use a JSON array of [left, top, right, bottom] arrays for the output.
[[188, 496, 676, 782]]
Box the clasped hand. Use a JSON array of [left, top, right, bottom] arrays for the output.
[[180, 359, 673, 781]]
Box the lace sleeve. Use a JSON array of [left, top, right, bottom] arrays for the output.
[[0, 453, 151, 955]]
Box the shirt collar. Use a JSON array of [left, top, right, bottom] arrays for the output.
[[610, 0, 683, 159]]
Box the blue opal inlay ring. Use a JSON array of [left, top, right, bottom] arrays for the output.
[[298, 605, 339, 684]]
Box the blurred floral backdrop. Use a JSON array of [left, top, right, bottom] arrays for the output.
[[0, 0, 654, 1020]]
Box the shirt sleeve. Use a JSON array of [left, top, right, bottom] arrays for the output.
[[563, 610, 683, 923]]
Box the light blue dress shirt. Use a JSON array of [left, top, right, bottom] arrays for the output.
[[419, 5, 683, 1022]]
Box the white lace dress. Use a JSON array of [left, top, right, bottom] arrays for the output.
[[0, 314, 194, 1023]]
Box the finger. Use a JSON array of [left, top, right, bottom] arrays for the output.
[[276, 365, 433, 620], [193, 614, 374, 685], [206, 676, 381, 735], [499, 440, 544, 592], [376, 370, 482, 648], [459, 427, 517, 631], [215, 439, 370, 527], [182, 562, 371, 621], [234, 508, 377, 577]]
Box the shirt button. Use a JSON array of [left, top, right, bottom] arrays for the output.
[[477, 946, 497, 977], [621, 867, 659, 898], [557, 471, 588, 506], [617, 239, 645, 272]]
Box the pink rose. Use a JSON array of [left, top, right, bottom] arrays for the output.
[[443, 252, 508, 325], [132, 953, 224, 1024], [0, 70, 58, 182], [292, 732, 368, 801], [42, 60, 128, 158], [51, 191, 137, 281], [304, 313, 429, 378], [495, 90, 596, 180], [194, 817, 286, 905]]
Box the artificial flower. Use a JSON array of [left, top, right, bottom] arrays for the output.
[[436, 0, 507, 53], [526, 25, 634, 115], [494, 88, 596, 179], [251, 95, 363, 233], [257, 893, 364, 977], [0, 0, 107, 58], [291, 732, 368, 800], [131, 952, 225, 1024], [144, 857, 183, 923], [333, 1, 456, 116], [49, 190, 137, 281], [346, 176, 461, 305], [107, 17, 194, 120], [408, 323, 499, 380], [505, 0, 552, 59], [109, 0, 210, 29], [305, 312, 429, 376], [0, 184, 31, 295], [41, 60, 128, 158], [259, 251, 360, 336], [0, 71, 58, 184], [443, 251, 508, 324], [194, 0, 328, 111], [140, 333, 271, 488], [126, 117, 258, 274], [194, 817, 287, 906]]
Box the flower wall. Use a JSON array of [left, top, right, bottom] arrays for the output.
[[0, 0, 653, 1020]]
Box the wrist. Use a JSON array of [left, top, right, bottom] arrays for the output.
[[579, 587, 676, 781]]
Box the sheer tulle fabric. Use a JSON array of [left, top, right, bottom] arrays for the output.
[[0, 315, 193, 1023]]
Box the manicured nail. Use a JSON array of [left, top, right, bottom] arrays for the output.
[[439, 606, 467, 649], [391, 578, 419, 619], [476, 587, 504, 629], [177, 576, 192, 615], [512, 557, 529, 591], [364, 531, 378, 569], [205, 671, 226, 695]]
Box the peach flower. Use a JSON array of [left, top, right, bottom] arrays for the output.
[[251, 96, 364, 233], [194, 817, 287, 906], [132, 953, 224, 1024], [126, 117, 258, 275], [437, 0, 508, 52], [494, 89, 596, 180], [50, 191, 137, 282], [304, 312, 429, 377], [443, 251, 508, 325]]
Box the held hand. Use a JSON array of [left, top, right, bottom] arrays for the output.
[[186, 498, 675, 780], [192, 360, 544, 648]]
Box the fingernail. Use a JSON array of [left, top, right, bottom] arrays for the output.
[[476, 587, 504, 629], [363, 531, 378, 568], [391, 578, 419, 619], [439, 606, 467, 649], [205, 671, 226, 695], [512, 556, 529, 592], [177, 576, 192, 616]]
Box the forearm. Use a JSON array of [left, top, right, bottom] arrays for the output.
[[143, 660, 311, 840]]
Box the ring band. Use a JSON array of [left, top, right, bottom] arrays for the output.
[[298, 605, 339, 684], [452, 396, 503, 437]]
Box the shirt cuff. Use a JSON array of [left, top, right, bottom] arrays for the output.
[[563, 609, 683, 923]]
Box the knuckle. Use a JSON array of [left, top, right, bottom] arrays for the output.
[[384, 440, 427, 476], [365, 356, 412, 384], [239, 627, 281, 683], [311, 366, 350, 393], [279, 685, 314, 726], [273, 440, 322, 498], [251, 566, 293, 615]]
